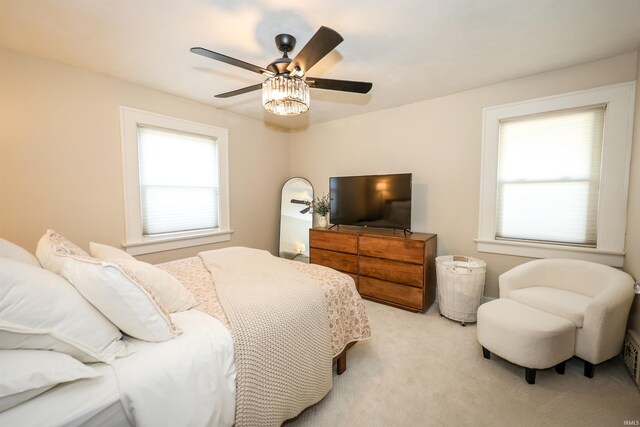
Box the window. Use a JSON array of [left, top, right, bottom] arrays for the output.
[[138, 127, 220, 235], [477, 82, 635, 266], [496, 106, 604, 246], [121, 107, 231, 255]]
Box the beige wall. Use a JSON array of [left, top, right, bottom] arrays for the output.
[[1, 46, 638, 318], [0, 48, 291, 263], [290, 52, 638, 299], [623, 52, 640, 333]]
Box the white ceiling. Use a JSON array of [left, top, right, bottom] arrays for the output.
[[1, 0, 639, 130]]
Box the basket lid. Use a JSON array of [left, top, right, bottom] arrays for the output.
[[436, 255, 486, 269]]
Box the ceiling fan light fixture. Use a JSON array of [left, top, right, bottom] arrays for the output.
[[262, 76, 310, 116], [193, 27, 372, 114]]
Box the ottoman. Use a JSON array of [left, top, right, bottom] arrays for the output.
[[477, 298, 575, 384]]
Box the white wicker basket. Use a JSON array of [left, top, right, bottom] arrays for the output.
[[436, 255, 486, 325]]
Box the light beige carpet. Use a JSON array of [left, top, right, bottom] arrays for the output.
[[287, 300, 640, 427]]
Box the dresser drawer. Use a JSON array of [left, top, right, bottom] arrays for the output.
[[310, 248, 358, 274], [359, 276, 423, 310], [359, 235, 424, 264], [359, 256, 423, 288], [309, 230, 358, 254]]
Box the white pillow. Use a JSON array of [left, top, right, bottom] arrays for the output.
[[0, 238, 40, 267], [35, 229, 89, 276], [0, 350, 101, 412], [0, 258, 133, 363], [89, 242, 135, 260], [37, 231, 181, 342], [91, 243, 196, 313]]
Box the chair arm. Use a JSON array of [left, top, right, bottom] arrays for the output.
[[498, 260, 546, 298], [579, 274, 635, 363]]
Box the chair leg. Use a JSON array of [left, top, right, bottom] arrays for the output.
[[482, 346, 490, 359], [584, 361, 595, 378], [525, 368, 536, 385], [555, 361, 566, 375]]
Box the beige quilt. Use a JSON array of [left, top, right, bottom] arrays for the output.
[[157, 248, 370, 426], [158, 254, 370, 358]]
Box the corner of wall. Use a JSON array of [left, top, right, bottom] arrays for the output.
[[623, 49, 640, 333]]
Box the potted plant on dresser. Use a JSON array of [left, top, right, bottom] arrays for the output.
[[313, 193, 330, 228]]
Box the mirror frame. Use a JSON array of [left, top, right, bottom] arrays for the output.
[[278, 177, 314, 262]]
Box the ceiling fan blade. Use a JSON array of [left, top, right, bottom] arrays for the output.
[[215, 83, 263, 98], [191, 47, 275, 76], [286, 26, 343, 75], [306, 77, 372, 94], [291, 199, 310, 205], [300, 207, 311, 214]]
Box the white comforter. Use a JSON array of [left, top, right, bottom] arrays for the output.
[[0, 309, 236, 427], [115, 309, 236, 427]]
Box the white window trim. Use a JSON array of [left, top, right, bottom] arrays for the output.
[[120, 107, 232, 255], [477, 82, 636, 267]]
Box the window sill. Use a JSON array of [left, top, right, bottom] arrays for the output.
[[123, 229, 234, 256], [474, 238, 624, 267]]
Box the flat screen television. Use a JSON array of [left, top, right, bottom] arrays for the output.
[[329, 173, 412, 231]]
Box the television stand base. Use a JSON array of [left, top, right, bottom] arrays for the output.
[[328, 224, 339, 230]]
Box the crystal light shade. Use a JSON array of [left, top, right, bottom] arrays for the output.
[[262, 76, 310, 116]]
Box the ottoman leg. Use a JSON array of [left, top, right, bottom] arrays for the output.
[[584, 361, 595, 378], [555, 361, 566, 375], [482, 346, 490, 359], [525, 368, 536, 385]]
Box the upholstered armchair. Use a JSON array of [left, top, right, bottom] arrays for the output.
[[499, 258, 635, 377]]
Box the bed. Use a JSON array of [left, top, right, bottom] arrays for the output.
[[0, 242, 371, 427], [0, 310, 235, 427], [158, 252, 371, 361], [161, 249, 372, 426]]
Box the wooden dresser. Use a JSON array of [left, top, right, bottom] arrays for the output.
[[309, 227, 437, 312]]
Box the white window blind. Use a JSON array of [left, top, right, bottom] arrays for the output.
[[495, 106, 605, 246], [138, 126, 219, 236]]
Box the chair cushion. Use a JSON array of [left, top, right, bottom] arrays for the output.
[[508, 286, 592, 328]]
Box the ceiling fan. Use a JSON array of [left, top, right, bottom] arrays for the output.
[[191, 26, 373, 116], [291, 198, 312, 214]]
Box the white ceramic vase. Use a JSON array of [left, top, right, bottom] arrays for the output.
[[318, 215, 328, 228]]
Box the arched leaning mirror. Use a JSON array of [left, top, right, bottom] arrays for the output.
[[279, 177, 313, 262]]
